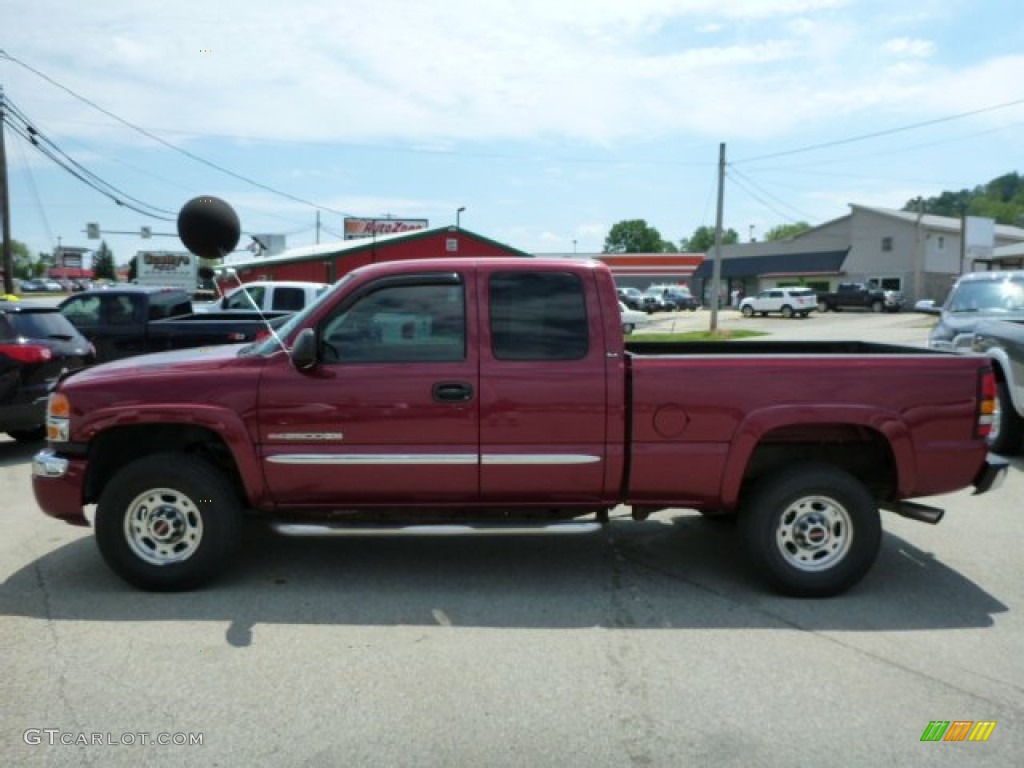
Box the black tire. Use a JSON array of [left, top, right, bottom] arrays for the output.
[[781, 305, 794, 318], [817, 300, 829, 313], [739, 463, 881, 597], [95, 453, 242, 591], [870, 300, 883, 313], [741, 305, 754, 318], [623, 323, 635, 335], [988, 378, 1024, 455], [799, 312, 810, 318], [7, 427, 46, 443]]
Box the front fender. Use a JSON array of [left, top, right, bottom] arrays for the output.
[[77, 404, 269, 509]]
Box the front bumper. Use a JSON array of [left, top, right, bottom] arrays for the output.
[[31, 448, 90, 526], [973, 453, 1009, 495]]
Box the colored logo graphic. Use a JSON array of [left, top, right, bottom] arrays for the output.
[[920, 721, 997, 742]]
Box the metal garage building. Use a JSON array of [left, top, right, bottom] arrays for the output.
[[226, 226, 530, 284]]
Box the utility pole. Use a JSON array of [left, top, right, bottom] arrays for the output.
[[0, 85, 14, 295], [709, 142, 726, 333], [315, 210, 321, 245]]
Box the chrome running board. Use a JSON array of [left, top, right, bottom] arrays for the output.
[[271, 521, 604, 537]]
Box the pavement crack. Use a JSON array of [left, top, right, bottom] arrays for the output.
[[34, 561, 94, 767]]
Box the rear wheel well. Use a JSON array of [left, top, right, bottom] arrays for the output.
[[83, 425, 246, 507], [738, 424, 897, 506]]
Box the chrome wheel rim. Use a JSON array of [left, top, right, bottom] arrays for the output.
[[124, 488, 204, 566], [775, 495, 852, 572]]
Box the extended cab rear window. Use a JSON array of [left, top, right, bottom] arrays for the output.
[[489, 272, 589, 361]]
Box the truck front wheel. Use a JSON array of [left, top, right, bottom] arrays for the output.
[[739, 464, 881, 597], [95, 453, 242, 591], [870, 300, 884, 313]]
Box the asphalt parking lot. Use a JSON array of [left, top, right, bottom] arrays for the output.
[[2, 310, 1021, 767]]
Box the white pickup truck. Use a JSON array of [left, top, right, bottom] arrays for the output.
[[194, 281, 330, 314]]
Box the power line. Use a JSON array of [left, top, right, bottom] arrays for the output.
[[2, 104, 177, 221], [727, 167, 819, 223], [733, 97, 1024, 164], [0, 49, 361, 218]]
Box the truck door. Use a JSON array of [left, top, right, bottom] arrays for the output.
[[478, 268, 610, 503], [257, 271, 480, 507]]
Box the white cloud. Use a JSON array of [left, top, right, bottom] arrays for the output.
[[883, 37, 936, 58]]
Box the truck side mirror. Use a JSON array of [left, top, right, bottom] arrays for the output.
[[290, 328, 319, 370]]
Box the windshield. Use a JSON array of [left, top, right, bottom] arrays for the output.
[[238, 274, 356, 356], [947, 277, 1024, 313]]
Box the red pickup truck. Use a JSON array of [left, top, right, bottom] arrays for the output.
[[32, 257, 1007, 597]]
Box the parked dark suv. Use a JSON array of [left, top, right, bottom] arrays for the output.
[[1, 301, 95, 442]]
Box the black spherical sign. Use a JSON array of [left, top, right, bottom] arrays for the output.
[[177, 196, 241, 259]]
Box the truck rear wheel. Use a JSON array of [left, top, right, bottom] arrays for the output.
[[95, 453, 242, 591], [871, 300, 883, 313], [739, 464, 881, 597], [989, 378, 1024, 455], [817, 300, 829, 313]]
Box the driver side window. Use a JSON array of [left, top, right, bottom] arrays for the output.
[[320, 280, 466, 364]]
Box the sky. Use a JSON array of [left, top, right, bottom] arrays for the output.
[[2, 0, 1023, 268]]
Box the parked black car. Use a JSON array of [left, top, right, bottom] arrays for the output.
[[664, 289, 700, 311], [0, 300, 96, 442], [616, 286, 645, 310]]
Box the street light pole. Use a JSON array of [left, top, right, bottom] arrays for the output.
[[456, 206, 466, 228]]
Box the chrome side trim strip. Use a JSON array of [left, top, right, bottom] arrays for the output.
[[266, 454, 478, 465], [481, 454, 602, 465], [265, 453, 603, 466], [267, 432, 345, 441]]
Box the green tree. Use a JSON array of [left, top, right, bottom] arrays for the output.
[[127, 256, 137, 282], [91, 240, 116, 280], [680, 225, 739, 253], [903, 171, 1024, 225], [603, 219, 671, 253], [763, 221, 812, 241], [9, 239, 37, 279]]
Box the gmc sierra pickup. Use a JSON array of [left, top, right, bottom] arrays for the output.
[[33, 258, 1006, 597]]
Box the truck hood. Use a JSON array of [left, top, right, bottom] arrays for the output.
[[63, 344, 249, 385]]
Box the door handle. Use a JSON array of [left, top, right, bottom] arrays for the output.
[[433, 381, 474, 403]]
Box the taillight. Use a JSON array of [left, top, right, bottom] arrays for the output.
[[0, 343, 53, 363], [976, 368, 997, 439]]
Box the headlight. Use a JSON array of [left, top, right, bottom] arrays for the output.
[[46, 393, 70, 443]]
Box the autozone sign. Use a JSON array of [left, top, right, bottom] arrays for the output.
[[344, 218, 429, 240]]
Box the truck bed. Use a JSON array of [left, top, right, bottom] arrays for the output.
[[623, 339, 987, 509]]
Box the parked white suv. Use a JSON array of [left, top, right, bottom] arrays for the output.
[[739, 287, 817, 318]]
